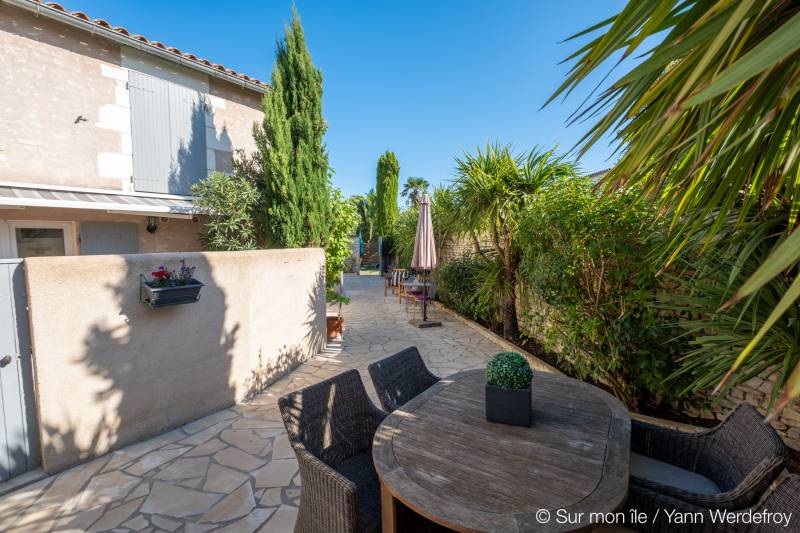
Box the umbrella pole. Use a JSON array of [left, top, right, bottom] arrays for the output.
[[423, 271, 428, 322]]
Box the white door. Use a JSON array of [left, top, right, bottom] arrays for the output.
[[2, 221, 76, 259]]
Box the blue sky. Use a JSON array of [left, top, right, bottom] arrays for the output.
[[67, 0, 628, 197]]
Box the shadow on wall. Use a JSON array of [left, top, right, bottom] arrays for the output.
[[37, 254, 236, 473], [27, 250, 326, 477], [168, 97, 233, 195], [242, 263, 327, 400]]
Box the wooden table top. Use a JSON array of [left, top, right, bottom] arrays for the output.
[[373, 369, 631, 532]]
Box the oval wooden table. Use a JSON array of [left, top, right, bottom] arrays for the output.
[[372, 369, 631, 532]]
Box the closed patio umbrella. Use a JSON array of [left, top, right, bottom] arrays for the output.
[[411, 194, 441, 327]]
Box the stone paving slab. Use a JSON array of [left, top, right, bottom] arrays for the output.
[[1, 275, 507, 532]]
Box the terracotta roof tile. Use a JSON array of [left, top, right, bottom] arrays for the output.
[[28, 0, 268, 89]]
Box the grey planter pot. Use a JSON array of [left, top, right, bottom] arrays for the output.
[[485, 382, 532, 427], [141, 279, 204, 308]]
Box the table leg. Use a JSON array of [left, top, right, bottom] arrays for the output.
[[381, 481, 397, 533]]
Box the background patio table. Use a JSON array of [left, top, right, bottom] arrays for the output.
[[397, 279, 431, 303], [372, 369, 631, 532]]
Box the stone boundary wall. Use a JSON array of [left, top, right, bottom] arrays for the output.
[[25, 249, 326, 473], [517, 288, 800, 450], [681, 370, 800, 450]]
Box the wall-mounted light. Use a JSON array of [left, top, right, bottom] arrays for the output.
[[146, 216, 158, 233]]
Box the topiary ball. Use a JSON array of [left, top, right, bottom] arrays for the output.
[[486, 352, 533, 390]]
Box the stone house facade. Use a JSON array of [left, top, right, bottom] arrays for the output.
[[0, 0, 265, 258]]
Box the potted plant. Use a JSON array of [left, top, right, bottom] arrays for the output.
[[485, 352, 534, 426], [141, 259, 204, 308], [326, 288, 351, 341]]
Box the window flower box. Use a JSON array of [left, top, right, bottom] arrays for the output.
[[140, 260, 204, 308]]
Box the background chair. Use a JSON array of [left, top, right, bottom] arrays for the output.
[[384, 268, 407, 296], [406, 282, 437, 318], [629, 404, 786, 514], [396, 274, 416, 304], [368, 347, 440, 412], [278, 369, 387, 533]]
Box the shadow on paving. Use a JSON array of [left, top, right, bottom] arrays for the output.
[[0, 275, 505, 531]]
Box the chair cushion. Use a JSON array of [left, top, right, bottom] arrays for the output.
[[334, 452, 381, 533], [631, 452, 721, 495]]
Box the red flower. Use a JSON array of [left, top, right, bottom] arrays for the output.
[[151, 270, 171, 279]]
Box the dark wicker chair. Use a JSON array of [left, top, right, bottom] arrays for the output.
[[628, 404, 786, 526], [626, 474, 800, 533], [278, 369, 387, 533], [368, 347, 440, 412]]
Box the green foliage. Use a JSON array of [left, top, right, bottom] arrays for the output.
[[486, 352, 533, 390], [392, 208, 418, 268], [375, 151, 400, 237], [550, 0, 800, 408], [326, 288, 351, 319], [354, 189, 377, 242], [192, 171, 260, 251], [661, 214, 800, 405], [401, 177, 430, 207], [254, 8, 329, 248], [433, 254, 500, 326], [326, 288, 352, 306], [452, 143, 579, 339], [517, 176, 685, 409], [325, 189, 359, 286]]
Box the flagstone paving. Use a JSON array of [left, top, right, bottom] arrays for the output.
[[0, 275, 506, 532]]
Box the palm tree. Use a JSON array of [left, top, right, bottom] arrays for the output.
[[453, 143, 578, 339], [548, 0, 800, 413], [354, 189, 377, 242], [401, 177, 430, 207]]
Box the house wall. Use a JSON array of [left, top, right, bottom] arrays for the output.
[[0, 207, 204, 253], [24, 248, 326, 473], [0, 3, 264, 192]]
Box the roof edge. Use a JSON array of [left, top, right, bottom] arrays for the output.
[[4, 0, 269, 94]]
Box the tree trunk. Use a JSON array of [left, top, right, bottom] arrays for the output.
[[502, 261, 519, 340]]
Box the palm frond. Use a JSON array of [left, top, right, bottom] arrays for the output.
[[550, 0, 800, 411]]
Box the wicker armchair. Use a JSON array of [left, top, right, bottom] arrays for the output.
[[368, 347, 440, 412], [626, 474, 800, 533], [629, 404, 786, 516], [278, 369, 387, 533]]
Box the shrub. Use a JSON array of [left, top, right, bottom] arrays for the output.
[[392, 207, 419, 268], [325, 190, 359, 287], [433, 254, 499, 326], [486, 352, 533, 390], [192, 171, 260, 251], [517, 176, 685, 409]]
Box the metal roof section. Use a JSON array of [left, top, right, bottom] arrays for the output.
[[0, 183, 198, 217]]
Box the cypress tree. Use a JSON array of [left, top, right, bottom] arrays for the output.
[[375, 151, 399, 237], [254, 9, 329, 248]]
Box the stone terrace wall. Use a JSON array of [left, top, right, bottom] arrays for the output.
[[521, 289, 800, 450], [25, 248, 326, 473], [681, 370, 800, 450], [438, 234, 494, 264]]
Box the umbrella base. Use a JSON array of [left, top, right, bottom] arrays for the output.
[[409, 319, 442, 328]]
